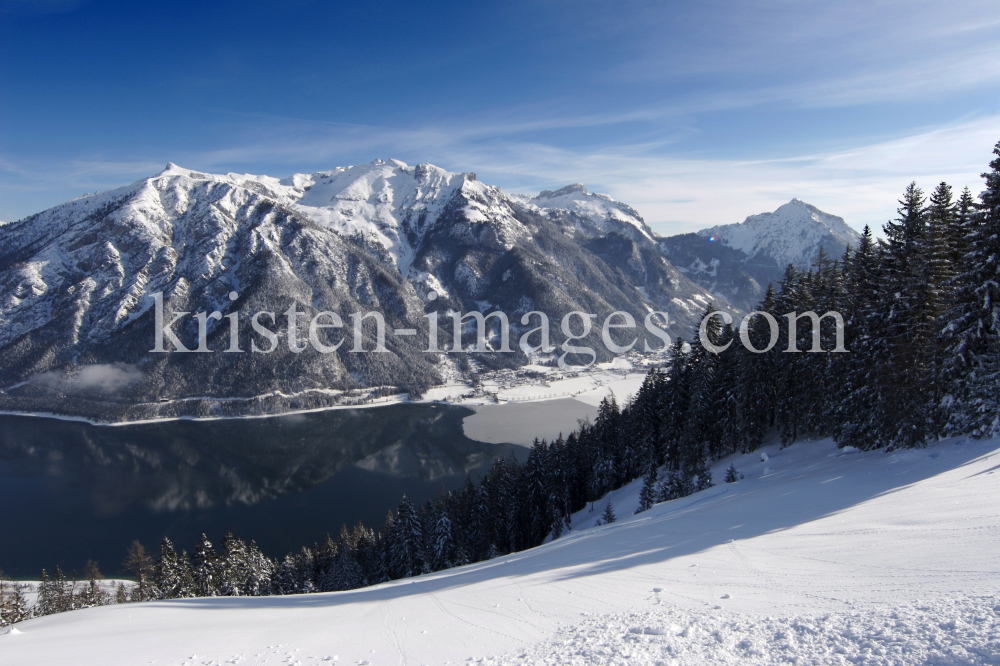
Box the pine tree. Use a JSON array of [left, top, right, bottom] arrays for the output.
[[35, 569, 54, 616], [74, 577, 109, 609], [944, 140, 1000, 435], [316, 535, 339, 592], [390, 495, 424, 578], [293, 546, 317, 594], [724, 464, 743, 483], [659, 339, 692, 472], [635, 463, 658, 514], [953, 186, 976, 266], [835, 226, 888, 448], [430, 505, 454, 571], [921, 182, 960, 432], [370, 511, 394, 584], [244, 541, 273, 596], [731, 286, 778, 453], [772, 263, 832, 445], [600, 499, 616, 525], [658, 470, 696, 501], [882, 182, 933, 447], [674, 304, 726, 479], [695, 468, 714, 491], [219, 532, 250, 596], [525, 443, 553, 545], [332, 536, 364, 590], [43, 566, 72, 614], [631, 369, 665, 466], [0, 576, 31, 626], [419, 500, 437, 574], [812, 248, 849, 435], [546, 452, 571, 540], [192, 534, 221, 597], [272, 554, 299, 595], [156, 538, 184, 599]]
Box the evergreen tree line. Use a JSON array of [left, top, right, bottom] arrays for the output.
[[0, 560, 127, 627], [4, 140, 998, 625]]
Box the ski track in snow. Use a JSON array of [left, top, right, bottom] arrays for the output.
[[3, 436, 999, 666]]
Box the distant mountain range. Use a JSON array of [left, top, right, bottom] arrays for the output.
[[659, 199, 861, 311], [0, 160, 858, 420]]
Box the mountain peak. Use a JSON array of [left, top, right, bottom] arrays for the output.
[[536, 183, 588, 199], [697, 199, 861, 269]]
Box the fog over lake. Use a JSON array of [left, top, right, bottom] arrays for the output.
[[462, 399, 598, 446]]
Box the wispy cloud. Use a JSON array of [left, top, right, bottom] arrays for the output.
[[441, 115, 1000, 235], [3, 113, 997, 235], [207, 111, 1000, 234], [604, 0, 1000, 108]]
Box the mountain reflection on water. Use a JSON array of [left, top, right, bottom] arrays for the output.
[[0, 404, 521, 578]]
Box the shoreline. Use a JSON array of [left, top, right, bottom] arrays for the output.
[[0, 372, 649, 428]]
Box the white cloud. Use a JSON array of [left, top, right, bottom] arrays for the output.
[[607, 0, 1000, 109], [435, 115, 1000, 236], [3, 112, 997, 239]]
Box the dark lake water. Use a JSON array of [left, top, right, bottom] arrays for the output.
[[0, 404, 521, 578]]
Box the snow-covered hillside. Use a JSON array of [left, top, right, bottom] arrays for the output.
[[161, 162, 651, 278], [698, 198, 861, 270], [228, 160, 523, 277], [510, 183, 654, 242], [4, 435, 997, 665]]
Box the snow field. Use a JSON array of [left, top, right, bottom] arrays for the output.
[[3, 435, 998, 666], [497, 596, 1000, 666]]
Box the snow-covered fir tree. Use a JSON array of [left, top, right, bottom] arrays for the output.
[[600, 500, 616, 525]]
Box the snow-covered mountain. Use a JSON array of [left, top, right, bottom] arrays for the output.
[[661, 199, 861, 311], [509, 183, 654, 242], [0, 160, 730, 420], [699, 198, 861, 269]]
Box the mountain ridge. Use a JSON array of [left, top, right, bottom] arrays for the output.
[[662, 197, 861, 311], [0, 160, 852, 420]]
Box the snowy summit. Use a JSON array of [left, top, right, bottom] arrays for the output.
[[698, 198, 862, 269]]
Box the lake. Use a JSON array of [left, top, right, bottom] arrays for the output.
[[0, 404, 522, 579]]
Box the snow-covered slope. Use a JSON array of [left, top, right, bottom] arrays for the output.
[[510, 183, 654, 242], [232, 159, 526, 277], [4, 435, 997, 665], [698, 198, 861, 270]]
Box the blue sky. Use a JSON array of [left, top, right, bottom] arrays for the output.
[[2, 0, 999, 234]]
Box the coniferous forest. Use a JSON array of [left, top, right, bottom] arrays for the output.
[[2, 141, 998, 627]]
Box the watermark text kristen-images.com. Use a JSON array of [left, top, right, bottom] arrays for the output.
[[149, 291, 847, 369]]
